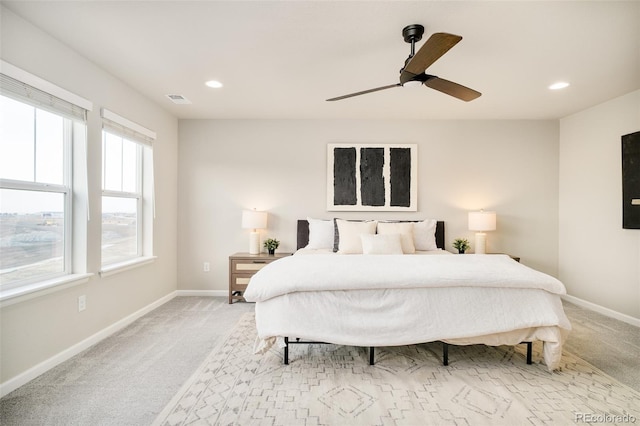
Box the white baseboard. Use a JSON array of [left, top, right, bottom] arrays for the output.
[[562, 294, 640, 327], [0, 291, 177, 398], [176, 290, 227, 297]]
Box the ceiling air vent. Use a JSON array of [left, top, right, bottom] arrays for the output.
[[165, 94, 192, 104]]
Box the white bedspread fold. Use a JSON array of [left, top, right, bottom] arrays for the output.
[[244, 254, 566, 302]]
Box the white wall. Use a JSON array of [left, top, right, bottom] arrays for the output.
[[559, 90, 640, 320], [178, 119, 560, 292], [0, 7, 178, 385]]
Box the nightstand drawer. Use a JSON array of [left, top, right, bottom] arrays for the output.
[[232, 273, 254, 286], [231, 259, 269, 273]]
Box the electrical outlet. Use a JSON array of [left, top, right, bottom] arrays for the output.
[[203, 262, 210, 272], [78, 295, 86, 312]]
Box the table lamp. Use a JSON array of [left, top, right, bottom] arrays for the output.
[[468, 210, 496, 254], [242, 209, 267, 254]]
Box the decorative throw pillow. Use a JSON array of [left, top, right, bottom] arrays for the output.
[[377, 222, 416, 254], [305, 217, 334, 249], [335, 219, 377, 254], [360, 233, 403, 255], [413, 219, 438, 251]]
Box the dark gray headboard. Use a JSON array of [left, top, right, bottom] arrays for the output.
[[297, 219, 445, 250]]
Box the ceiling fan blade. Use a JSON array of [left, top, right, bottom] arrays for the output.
[[424, 76, 481, 102], [403, 32, 462, 78], [326, 84, 400, 101]]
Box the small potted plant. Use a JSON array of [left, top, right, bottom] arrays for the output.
[[452, 238, 470, 254], [264, 238, 280, 255]]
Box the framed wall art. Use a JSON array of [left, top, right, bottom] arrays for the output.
[[327, 143, 417, 211], [622, 130, 640, 229]]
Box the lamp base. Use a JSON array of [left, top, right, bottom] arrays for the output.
[[249, 232, 260, 254], [475, 232, 487, 254]]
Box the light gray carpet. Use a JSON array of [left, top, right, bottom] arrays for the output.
[[0, 297, 638, 425], [562, 301, 640, 389], [154, 312, 640, 425], [0, 297, 253, 426]]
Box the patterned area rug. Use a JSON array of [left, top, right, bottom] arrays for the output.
[[154, 313, 640, 425]]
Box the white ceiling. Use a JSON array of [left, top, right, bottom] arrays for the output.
[[4, 1, 639, 120]]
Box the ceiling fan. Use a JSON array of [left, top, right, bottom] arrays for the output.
[[326, 24, 481, 102]]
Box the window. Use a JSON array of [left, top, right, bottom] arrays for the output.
[[100, 109, 155, 269], [0, 65, 90, 290], [101, 131, 142, 265]]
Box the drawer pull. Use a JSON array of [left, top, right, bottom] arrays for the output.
[[253, 260, 267, 264]]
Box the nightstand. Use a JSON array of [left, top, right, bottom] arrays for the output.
[[490, 253, 520, 262], [228, 252, 291, 304]]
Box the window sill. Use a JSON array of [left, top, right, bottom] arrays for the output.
[[0, 273, 94, 307], [99, 256, 157, 278]]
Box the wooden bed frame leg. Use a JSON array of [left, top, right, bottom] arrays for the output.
[[284, 337, 289, 365], [442, 342, 449, 366], [369, 347, 375, 365], [526, 341, 532, 365]]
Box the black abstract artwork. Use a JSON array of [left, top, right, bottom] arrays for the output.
[[328, 144, 417, 211], [390, 147, 411, 207], [332, 147, 357, 205], [360, 147, 385, 206], [622, 130, 640, 229]]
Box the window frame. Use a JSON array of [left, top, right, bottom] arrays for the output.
[[0, 61, 92, 302], [99, 107, 155, 273], [101, 130, 145, 267], [0, 99, 75, 290]]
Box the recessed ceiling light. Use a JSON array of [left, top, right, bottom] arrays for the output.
[[549, 82, 570, 90], [205, 80, 223, 89]]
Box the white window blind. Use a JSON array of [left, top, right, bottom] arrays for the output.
[[0, 60, 92, 122], [101, 108, 156, 146]]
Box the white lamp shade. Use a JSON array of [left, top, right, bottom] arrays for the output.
[[468, 211, 496, 231], [242, 210, 267, 230]]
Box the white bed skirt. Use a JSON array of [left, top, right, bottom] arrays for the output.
[[253, 286, 570, 371]]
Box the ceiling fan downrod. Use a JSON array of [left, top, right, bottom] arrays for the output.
[[402, 24, 425, 58]]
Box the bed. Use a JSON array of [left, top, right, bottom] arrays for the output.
[[244, 219, 571, 371]]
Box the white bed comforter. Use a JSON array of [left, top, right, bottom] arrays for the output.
[[244, 254, 571, 370], [245, 254, 566, 301]]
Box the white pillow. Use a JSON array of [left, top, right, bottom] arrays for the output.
[[377, 222, 416, 254], [361, 233, 403, 255], [413, 219, 438, 251], [335, 219, 377, 254], [305, 217, 334, 249]]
